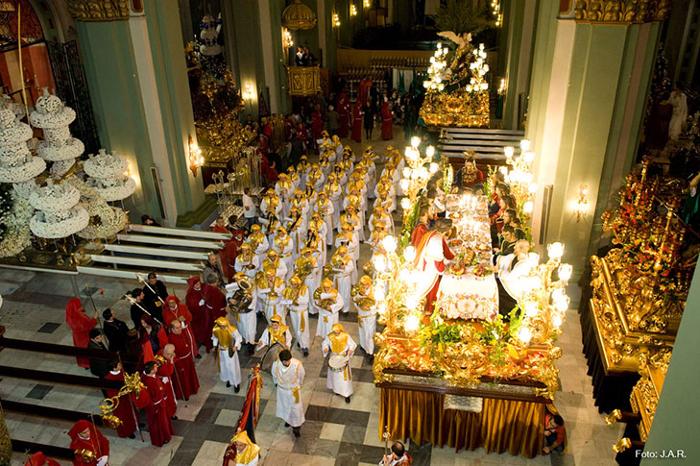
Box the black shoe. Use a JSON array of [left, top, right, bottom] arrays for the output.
[[302, 348, 309, 357], [284, 422, 290, 427], [139, 422, 145, 428], [195, 354, 202, 359], [345, 396, 351, 403], [247, 344, 255, 355], [293, 427, 301, 437], [128, 434, 136, 439], [171, 416, 178, 420], [226, 381, 231, 388], [234, 385, 240, 393]]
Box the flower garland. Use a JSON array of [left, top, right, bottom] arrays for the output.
[[0, 192, 33, 258], [70, 177, 129, 239], [28, 182, 80, 212], [30, 206, 89, 239]]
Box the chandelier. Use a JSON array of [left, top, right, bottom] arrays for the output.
[[282, 0, 317, 31]]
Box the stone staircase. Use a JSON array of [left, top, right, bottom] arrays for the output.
[[437, 128, 526, 163]]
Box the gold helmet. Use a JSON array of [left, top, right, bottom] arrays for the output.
[[266, 249, 279, 260], [322, 277, 334, 288], [240, 242, 252, 251], [250, 224, 261, 233], [270, 314, 283, 325], [336, 245, 349, 256], [331, 323, 345, 333], [359, 275, 373, 287], [290, 275, 302, 287]]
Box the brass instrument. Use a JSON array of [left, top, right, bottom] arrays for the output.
[[99, 372, 146, 429], [314, 281, 338, 311], [76, 449, 96, 462]]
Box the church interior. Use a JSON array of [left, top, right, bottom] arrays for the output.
[[0, 0, 699, 465]]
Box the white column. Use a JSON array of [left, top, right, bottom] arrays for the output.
[[258, 0, 279, 113], [528, 20, 575, 245], [317, 0, 327, 67], [128, 16, 178, 226]]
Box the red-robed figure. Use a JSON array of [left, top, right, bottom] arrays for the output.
[[67, 420, 109, 466], [211, 222, 244, 282], [358, 78, 372, 106], [24, 452, 60, 466], [157, 345, 178, 419], [351, 102, 363, 143], [65, 298, 97, 369], [168, 320, 200, 400], [140, 361, 174, 447], [413, 229, 454, 314], [311, 105, 324, 140], [337, 90, 350, 138], [163, 295, 197, 358], [203, 281, 227, 322], [104, 361, 139, 439], [380, 100, 393, 140], [186, 276, 211, 353], [139, 316, 168, 364]]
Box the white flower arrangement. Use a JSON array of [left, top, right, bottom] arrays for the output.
[[77, 204, 128, 240], [0, 156, 46, 183], [36, 138, 85, 161], [28, 91, 76, 129], [30, 205, 89, 239], [88, 177, 136, 202], [42, 127, 72, 146], [83, 149, 128, 179], [0, 195, 33, 258], [28, 181, 80, 212]]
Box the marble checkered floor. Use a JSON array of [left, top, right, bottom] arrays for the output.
[[0, 135, 621, 465]]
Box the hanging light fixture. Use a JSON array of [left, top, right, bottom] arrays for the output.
[[332, 10, 341, 28], [350, 3, 358, 17], [282, 0, 317, 31]]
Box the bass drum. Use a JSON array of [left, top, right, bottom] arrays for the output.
[[258, 342, 286, 372]]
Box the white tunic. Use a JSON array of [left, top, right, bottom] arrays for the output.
[[322, 334, 357, 397], [315, 292, 344, 337], [236, 455, 258, 466], [356, 305, 377, 355], [284, 288, 310, 349], [257, 327, 292, 350], [234, 255, 260, 280], [333, 260, 354, 314], [229, 284, 257, 344], [271, 359, 306, 427], [212, 329, 242, 386]]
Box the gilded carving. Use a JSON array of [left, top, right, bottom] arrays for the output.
[[573, 0, 670, 23], [67, 0, 130, 22]]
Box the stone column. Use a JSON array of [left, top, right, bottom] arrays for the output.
[[526, 0, 665, 275], [69, 0, 203, 226]]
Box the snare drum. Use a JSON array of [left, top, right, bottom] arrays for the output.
[[328, 354, 349, 373]]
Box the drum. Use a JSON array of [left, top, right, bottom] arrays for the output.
[[328, 354, 349, 373]]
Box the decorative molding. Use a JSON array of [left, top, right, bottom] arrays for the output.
[[287, 66, 321, 96], [567, 0, 671, 24], [66, 0, 130, 22]]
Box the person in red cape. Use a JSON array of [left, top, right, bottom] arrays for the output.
[[337, 90, 350, 138], [104, 360, 138, 439], [140, 361, 173, 447], [311, 104, 324, 140], [139, 316, 168, 364], [24, 452, 60, 466], [168, 320, 200, 400], [211, 218, 244, 282], [380, 99, 393, 140], [65, 298, 97, 369], [203, 276, 227, 322], [163, 294, 197, 359], [413, 224, 455, 315], [358, 78, 372, 106], [351, 102, 363, 143], [157, 344, 179, 419], [67, 420, 109, 466], [186, 276, 211, 355], [410, 206, 432, 247]]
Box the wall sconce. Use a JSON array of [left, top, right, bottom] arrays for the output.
[[363, 0, 371, 8], [282, 27, 294, 49], [242, 82, 256, 102], [350, 3, 357, 17], [498, 78, 506, 96], [574, 184, 590, 222], [188, 135, 204, 177], [332, 10, 341, 28]]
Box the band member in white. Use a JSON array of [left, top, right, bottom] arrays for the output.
[[282, 274, 310, 357], [314, 278, 344, 337], [322, 323, 356, 403], [256, 315, 292, 351], [329, 246, 354, 314], [211, 317, 242, 392], [352, 275, 377, 359], [271, 350, 305, 437]]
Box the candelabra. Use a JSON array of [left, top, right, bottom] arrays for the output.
[[515, 242, 572, 347], [502, 139, 537, 217], [423, 43, 448, 91], [465, 43, 489, 93], [399, 137, 439, 217]]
